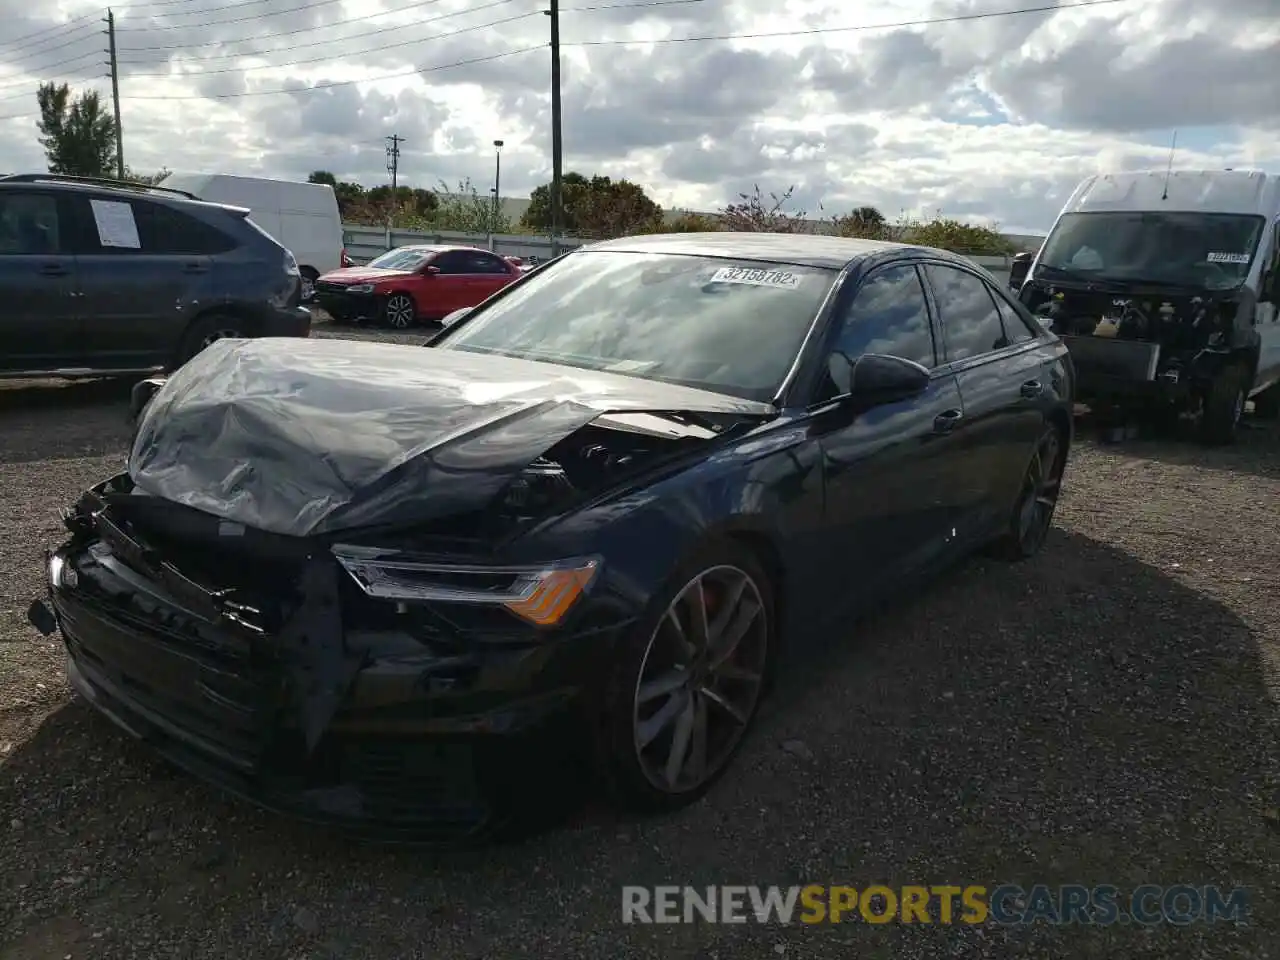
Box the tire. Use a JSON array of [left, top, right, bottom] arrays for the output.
[[299, 267, 319, 304], [594, 539, 775, 814], [989, 424, 1067, 561], [1253, 382, 1280, 420], [1198, 362, 1247, 445], [173, 313, 246, 369], [382, 293, 417, 329]]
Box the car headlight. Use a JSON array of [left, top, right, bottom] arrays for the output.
[[331, 546, 600, 627], [346, 284, 375, 294]]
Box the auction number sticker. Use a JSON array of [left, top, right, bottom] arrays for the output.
[[1206, 252, 1250, 264], [709, 266, 801, 288]]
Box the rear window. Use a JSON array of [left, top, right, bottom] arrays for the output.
[[137, 203, 237, 255]]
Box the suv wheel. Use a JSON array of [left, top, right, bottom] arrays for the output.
[[1199, 362, 1247, 445], [175, 314, 245, 368]]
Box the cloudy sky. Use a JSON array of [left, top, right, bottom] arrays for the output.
[[0, 0, 1275, 233]]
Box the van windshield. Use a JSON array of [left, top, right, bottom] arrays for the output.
[[1037, 212, 1265, 290]]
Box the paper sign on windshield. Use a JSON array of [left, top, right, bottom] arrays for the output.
[[709, 267, 800, 289], [1206, 252, 1250, 264]]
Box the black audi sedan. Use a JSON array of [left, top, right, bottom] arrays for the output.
[[32, 232, 1074, 840]]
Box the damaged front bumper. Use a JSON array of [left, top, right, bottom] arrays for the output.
[[1058, 335, 1235, 407], [32, 479, 628, 842]]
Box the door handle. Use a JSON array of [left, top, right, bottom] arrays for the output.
[[933, 409, 964, 433], [182, 263, 208, 274], [1020, 380, 1044, 399], [38, 263, 68, 277]]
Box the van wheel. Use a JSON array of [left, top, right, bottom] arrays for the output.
[[174, 314, 245, 368], [299, 267, 319, 303], [1198, 362, 1247, 445]]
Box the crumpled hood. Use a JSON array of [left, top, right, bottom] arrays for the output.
[[318, 267, 410, 284], [129, 337, 774, 538]]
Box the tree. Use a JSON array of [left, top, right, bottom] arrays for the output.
[[663, 211, 721, 233], [36, 82, 117, 177], [829, 205, 887, 240], [519, 173, 663, 238], [307, 170, 337, 186], [120, 166, 170, 186], [430, 178, 510, 233], [897, 211, 1015, 255], [718, 184, 812, 234]]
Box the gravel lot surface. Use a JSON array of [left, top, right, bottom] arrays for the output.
[[1, 320, 1278, 959]]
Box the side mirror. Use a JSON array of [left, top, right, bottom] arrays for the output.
[[129, 377, 166, 424], [1008, 252, 1032, 291], [837, 353, 930, 407], [440, 306, 472, 328]]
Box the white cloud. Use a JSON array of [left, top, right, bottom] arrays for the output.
[[0, 0, 1276, 232]]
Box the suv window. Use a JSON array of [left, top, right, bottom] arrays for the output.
[[0, 192, 61, 254], [134, 202, 236, 255], [822, 263, 936, 397], [431, 251, 470, 274], [924, 264, 1007, 361]]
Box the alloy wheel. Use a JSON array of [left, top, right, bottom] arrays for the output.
[[300, 276, 315, 301], [385, 295, 415, 329], [1015, 429, 1064, 553], [632, 565, 769, 794]]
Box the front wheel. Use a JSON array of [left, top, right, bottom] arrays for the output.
[[382, 293, 417, 329], [299, 267, 319, 303], [1198, 362, 1247, 445], [595, 542, 775, 813], [989, 425, 1067, 561]]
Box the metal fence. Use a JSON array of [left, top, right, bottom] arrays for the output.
[[340, 224, 1017, 286]]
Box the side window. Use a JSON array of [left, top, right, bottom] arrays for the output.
[[431, 251, 469, 274], [134, 203, 235, 255], [823, 264, 936, 397], [989, 285, 1037, 344], [924, 264, 1008, 362], [0, 192, 61, 254], [468, 252, 510, 274]]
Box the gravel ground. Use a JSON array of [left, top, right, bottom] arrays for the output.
[[1, 320, 1278, 959]]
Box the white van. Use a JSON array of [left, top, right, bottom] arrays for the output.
[[1010, 168, 1280, 444], [157, 173, 345, 301]]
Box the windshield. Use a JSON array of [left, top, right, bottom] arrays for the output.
[[368, 248, 430, 271], [1037, 212, 1265, 290], [436, 251, 837, 401]]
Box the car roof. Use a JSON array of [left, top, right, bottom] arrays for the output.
[[580, 231, 969, 270], [398, 244, 492, 254]]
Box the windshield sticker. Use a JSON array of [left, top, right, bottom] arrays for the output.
[[1206, 252, 1250, 264], [89, 199, 140, 249], [709, 266, 801, 289]]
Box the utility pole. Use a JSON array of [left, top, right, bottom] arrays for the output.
[[105, 9, 124, 179], [384, 134, 403, 249], [546, 0, 563, 255]]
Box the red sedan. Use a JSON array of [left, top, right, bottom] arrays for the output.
[[314, 245, 522, 328]]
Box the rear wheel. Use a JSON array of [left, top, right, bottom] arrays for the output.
[[596, 541, 774, 813], [382, 293, 416, 329], [173, 313, 246, 368], [990, 425, 1066, 561], [1198, 362, 1247, 445]]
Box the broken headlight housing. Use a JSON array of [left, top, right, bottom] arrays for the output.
[[331, 545, 600, 627]]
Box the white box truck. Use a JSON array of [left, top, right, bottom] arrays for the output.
[[157, 173, 346, 302], [1009, 168, 1280, 444]]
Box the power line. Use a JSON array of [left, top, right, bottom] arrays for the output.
[[561, 0, 1130, 47], [1, 22, 102, 64], [122, 43, 545, 100], [115, 0, 438, 31], [0, 51, 103, 93], [118, 0, 494, 53], [561, 0, 707, 9], [0, 12, 98, 50], [125, 11, 537, 77]]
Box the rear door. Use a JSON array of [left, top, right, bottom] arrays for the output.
[[922, 262, 1052, 533], [461, 249, 519, 300], [812, 260, 969, 607], [69, 197, 218, 369], [0, 189, 80, 372]]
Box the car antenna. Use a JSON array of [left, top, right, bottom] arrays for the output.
[[1161, 130, 1177, 200]]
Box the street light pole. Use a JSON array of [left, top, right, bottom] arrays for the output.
[[491, 139, 504, 252]]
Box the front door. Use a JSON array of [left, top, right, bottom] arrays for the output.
[[0, 189, 80, 372], [812, 261, 969, 609]]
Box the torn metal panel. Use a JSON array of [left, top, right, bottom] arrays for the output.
[[129, 337, 773, 538]]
